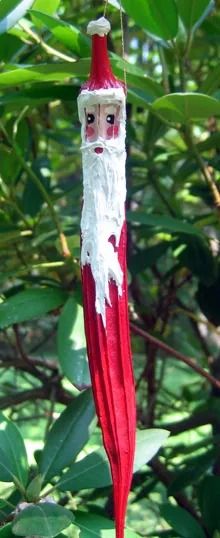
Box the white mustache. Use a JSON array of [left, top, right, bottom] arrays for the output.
[[80, 137, 125, 154]]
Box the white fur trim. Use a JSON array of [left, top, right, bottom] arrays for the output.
[[77, 88, 126, 126]]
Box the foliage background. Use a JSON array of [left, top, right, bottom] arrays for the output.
[[0, 0, 220, 537]]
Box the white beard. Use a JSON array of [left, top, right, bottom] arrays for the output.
[[81, 138, 126, 327]]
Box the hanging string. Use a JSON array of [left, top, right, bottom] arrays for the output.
[[119, 0, 127, 89], [103, 0, 127, 89], [103, 0, 109, 17]]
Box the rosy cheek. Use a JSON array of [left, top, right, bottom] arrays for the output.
[[107, 126, 114, 137], [86, 126, 95, 139], [107, 125, 119, 138]]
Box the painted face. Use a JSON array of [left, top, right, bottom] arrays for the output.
[[85, 104, 120, 143]]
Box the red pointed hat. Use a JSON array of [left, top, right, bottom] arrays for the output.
[[81, 17, 124, 91]]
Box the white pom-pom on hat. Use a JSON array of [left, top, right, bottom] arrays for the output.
[[87, 17, 111, 37]]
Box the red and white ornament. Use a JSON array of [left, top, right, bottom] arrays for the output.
[[78, 17, 136, 538]]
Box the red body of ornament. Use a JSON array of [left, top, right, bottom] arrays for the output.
[[78, 17, 136, 538]]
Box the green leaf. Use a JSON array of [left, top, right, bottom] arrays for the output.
[[57, 296, 90, 390], [0, 84, 78, 108], [127, 87, 152, 107], [39, 389, 95, 481], [74, 512, 139, 538], [0, 491, 21, 524], [127, 211, 202, 237], [126, 76, 163, 106], [0, 33, 23, 62], [0, 412, 28, 488], [152, 93, 220, 124], [188, 182, 214, 207], [197, 275, 220, 326], [21, 157, 51, 217], [129, 243, 169, 275], [12, 503, 74, 537], [111, 56, 163, 101], [30, 11, 90, 56], [108, 0, 121, 7], [200, 65, 220, 95], [160, 504, 206, 538], [121, 0, 178, 39], [198, 476, 220, 533], [0, 0, 35, 35], [0, 58, 148, 88], [58, 449, 111, 491], [168, 450, 215, 495], [112, 54, 153, 78], [0, 229, 32, 247], [0, 524, 14, 537], [58, 429, 169, 491], [134, 429, 169, 470], [0, 61, 89, 87], [25, 474, 43, 502], [0, 143, 21, 184], [0, 287, 67, 328], [0, 118, 30, 183], [176, 0, 213, 30], [126, 73, 163, 100], [173, 235, 217, 284], [32, 0, 60, 15], [144, 111, 167, 148]]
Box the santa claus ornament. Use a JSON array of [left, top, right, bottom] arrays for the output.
[[77, 16, 136, 538]]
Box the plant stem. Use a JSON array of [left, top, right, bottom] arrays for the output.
[[130, 322, 220, 390], [184, 125, 220, 211], [0, 120, 71, 257], [158, 45, 170, 94], [184, 29, 193, 60], [178, 54, 186, 91], [19, 20, 76, 63], [2, 197, 30, 227]]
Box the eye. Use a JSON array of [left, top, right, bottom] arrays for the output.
[[87, 113, 95, 124], [106, 114, 115, 125]]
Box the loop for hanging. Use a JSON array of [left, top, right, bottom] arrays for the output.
[[119, 0, 127, 89], [103, 0, 109, 17], [103, 0, 127, 89]]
